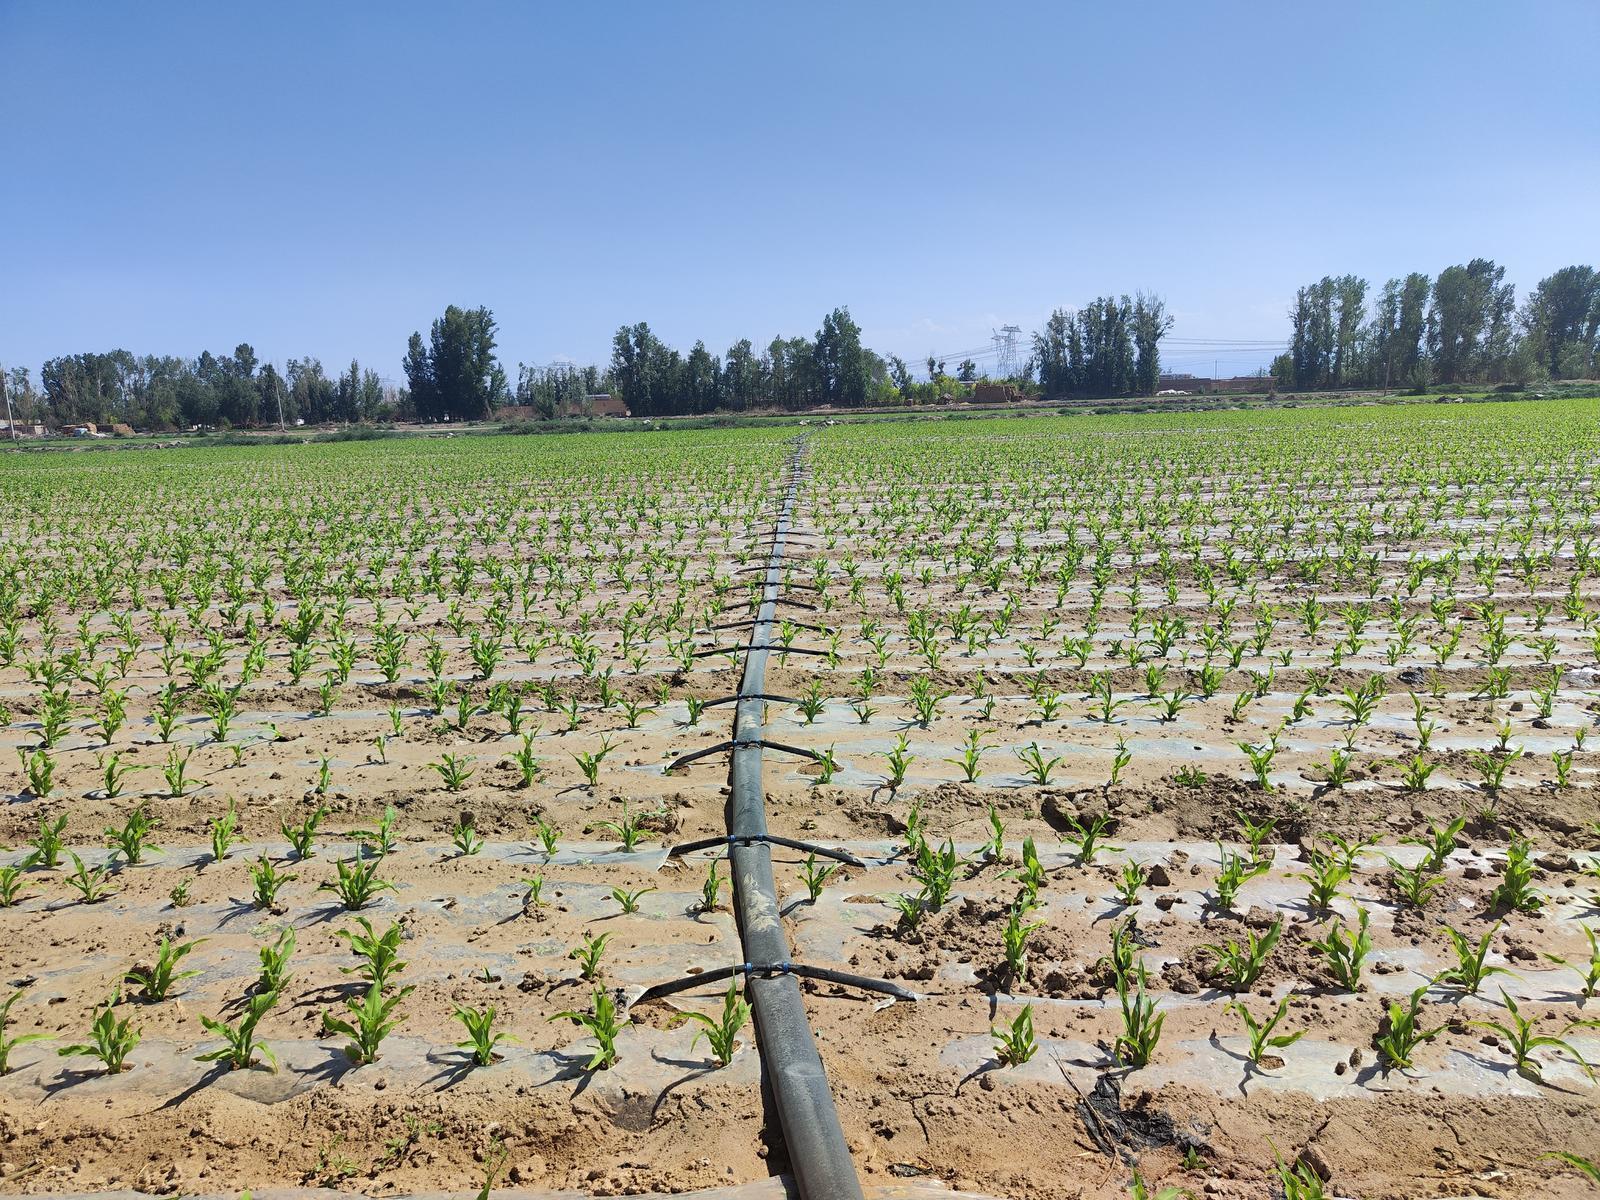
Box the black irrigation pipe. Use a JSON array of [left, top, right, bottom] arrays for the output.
[[667, 832, 865, 868], [719, 435, 869, 1200], [636, 961, 920, 1006]]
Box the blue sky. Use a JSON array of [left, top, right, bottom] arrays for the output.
[[2, 1, 1595, 382]]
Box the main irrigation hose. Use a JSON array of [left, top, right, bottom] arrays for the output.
[[723, 436, 866, 1200]]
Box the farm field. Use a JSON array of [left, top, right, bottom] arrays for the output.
[[1, 400, 1598, 1199]]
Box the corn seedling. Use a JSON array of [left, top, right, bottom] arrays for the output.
[[1382, 855, 1442, 907], [1470, 989, 1598, 1083], [1544, 925, 1600, 998], [1402, 815, 1464, 873], [453, 1003, 513, 1066], [353, 804, 401, 856], [1016, 741, 1064, 786], [24, 813, 67, 869], [209, 799, 244, 863], [63, 852, 116, 902], [990, 1003, 1038, 1066], [1001, 903, 1044, 980], [196, 990, 280, 1072], [571, 931, 610, 980], [880, 734, 914, 789], [1376, 985, 1444, 1072], [0, 866, 28, 907], [334, 917, 408, 990], [1490, 833, 1542, 913], [696, 858, 724, 912], [610, 884, 655, 914], [320, 855, 396, 910], [1061, 813, 1120, 864], [798, 851, 838, 902], [548, 984, 626, 1070], [945, 728, 988, 783], [0, 990, 50, 1074], [450, 812, 484, 856], [1434, 922, 1514, 994], [1204, 917, 1282, 991], [258, 926, 295, 994], [591, 803, 654, 852], [281, 804, 327, 860], [669, 979, 749, 1067], [1227, 994, 1304, 1065], [429, 752, 476, 793], [1113, 963, 1165, 1067], [322, 981, 412, 1064], [1309, 906, 1372, 991], [58, 992, 141, 1074], [1212, 843, 1270, 911], [125, 936, 204, 1002]]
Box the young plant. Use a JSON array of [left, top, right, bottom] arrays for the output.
[[669, 979, 749, 1067], [105, 806, 162, 865], [258, 926, 296, 994], [1402, 815, 1465, 873], [610, 884, 656, 914], [320, 855, 396, 910], [0, 990, 50, 1074], [334, 917, 408, 990], [281, 804, 328, 860], [1434, 922, 1514, 995], [1061, 813, 1120, 864], [1227, 994, 1304, 1066], [696, 858, 724, 913], [1308, 906, 1372, 991], [24, 813, 67, 869], [1490, 833, 1542, 913], [1205, 917, 1282, 991], [63, 852, 116, 903], [571, 931, 611, 981], [209, 799, 244, 863], [991, 1003, 1038, 1067], [1112, 963, 1165, 1068], [945, 728, 988, 783], [798, 851, 838, 902], [1212, 843, 1270, 912], [322, 981, 413, 1064], [1016, 741, 1065, 786], [352, 804, 401, 856], [1375, 985, 1443, 1072], [450, 812, 484, 856], [548, 984, 627, 1070], [1000, 903, 1045, 980], [1544, 924, 1600, 999], [1290, 847, 1350, 915], [124, 936, 205, 1002], [1114, 860, 1146, 907], [195, 990, 280, 1072], [58, 993, 141, 1074], [453, 1004, 513, 1067], [1470, 989, 1598, 1084], [429, 752, 476, 793], [591, 803, 654, 852]]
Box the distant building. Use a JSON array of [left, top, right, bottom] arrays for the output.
[[970, 383, 1023, 405], [583, 394, 629, 417], [0, 421, 47, 438]]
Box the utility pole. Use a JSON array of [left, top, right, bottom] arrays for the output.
[[1, 368, 14, 441], [275, 369, 286, 431]]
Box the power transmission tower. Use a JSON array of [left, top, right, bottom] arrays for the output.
[[991, 325, 1022, 379]]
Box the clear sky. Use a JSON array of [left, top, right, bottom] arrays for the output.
[[2, 1, 1595, 382]]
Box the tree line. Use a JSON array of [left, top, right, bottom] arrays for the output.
[[4, 348, 391, 430], [1031, 294, 1171, 399], [607, 307, 895, 415], [1274, 261, 1599, 391]]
